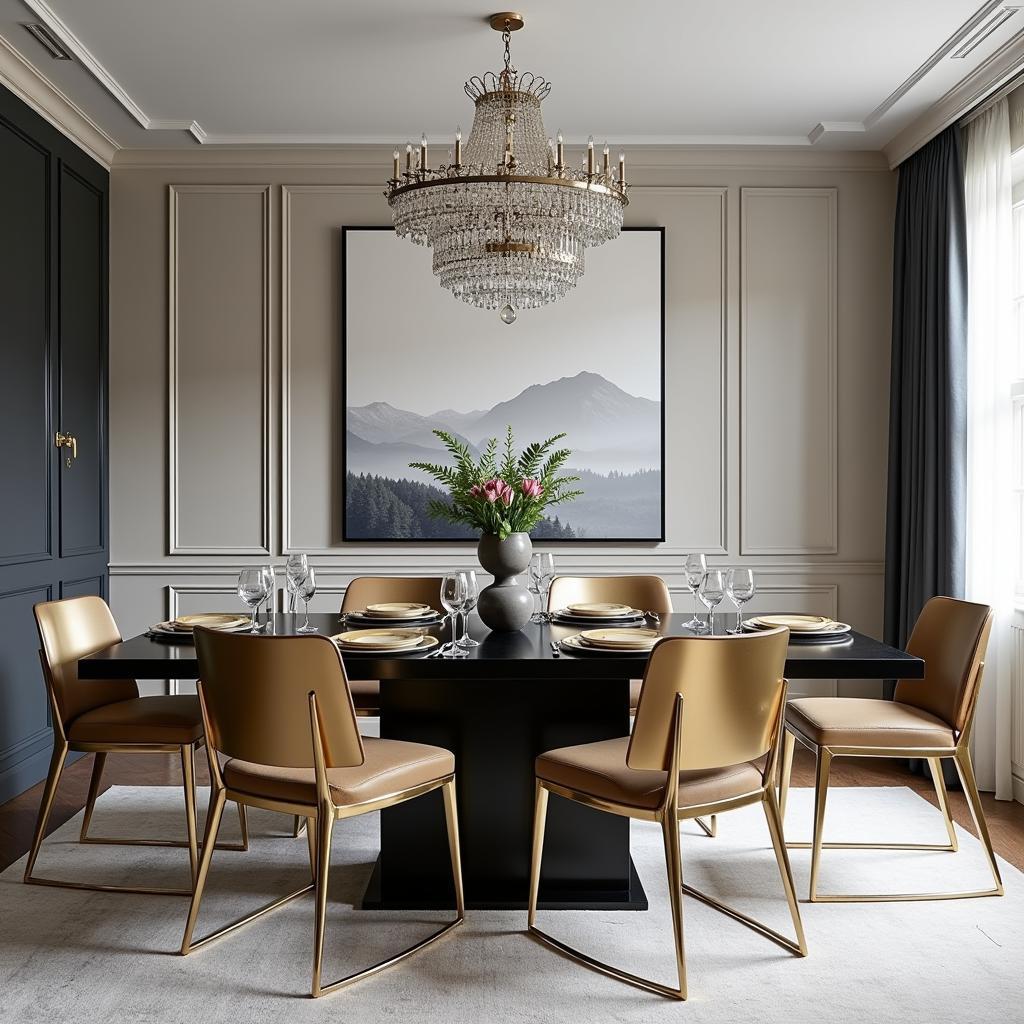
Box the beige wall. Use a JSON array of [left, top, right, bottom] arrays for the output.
[[108, 146, 896, 697]]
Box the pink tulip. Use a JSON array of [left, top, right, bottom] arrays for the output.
[[482, 478, 503, 503], [469, 483, 483, 498], [498, 482, 514, 506], [521, 478, 543, 498]]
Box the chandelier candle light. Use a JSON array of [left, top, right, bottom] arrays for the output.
[[385, 12, 629, 324]]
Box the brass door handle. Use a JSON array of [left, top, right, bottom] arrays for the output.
[[54, 431, 77, 463]]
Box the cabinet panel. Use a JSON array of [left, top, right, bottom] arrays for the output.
[[0, 120, 50, 565]]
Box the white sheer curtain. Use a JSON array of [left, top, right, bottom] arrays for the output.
[[964, 99, 1015, 800]]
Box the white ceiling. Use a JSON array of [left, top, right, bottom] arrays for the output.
[[1, 0, 1023, 153]]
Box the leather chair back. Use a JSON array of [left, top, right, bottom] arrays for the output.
[[628, 629, 789, 773], [34, 596, 138, 729], [341, 576, 445, 614], [547, 575, 673, 615], [894, 596, 994, 733], [194, 630, 363, 770]]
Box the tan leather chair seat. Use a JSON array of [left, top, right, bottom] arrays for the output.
[[536, 737, 766, 811], [224, 737, 454, 807], [67, 695, 204, 745], [786, 697, 955, 749], [349, 678, 380, 711]]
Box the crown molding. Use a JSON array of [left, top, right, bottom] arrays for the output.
[[0, 34, 116, 167], [883, 23, 1024, 167]]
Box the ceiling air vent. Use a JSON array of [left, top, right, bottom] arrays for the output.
[[22, 22, 72, 60], [950, 6, 1020, 59]]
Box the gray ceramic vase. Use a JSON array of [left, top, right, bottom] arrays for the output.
[[476, 532, 534, 633]]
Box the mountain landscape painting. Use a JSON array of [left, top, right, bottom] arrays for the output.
[[342, 226, 664, 541]]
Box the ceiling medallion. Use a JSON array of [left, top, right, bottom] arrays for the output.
[[385, 11, 628, 324]]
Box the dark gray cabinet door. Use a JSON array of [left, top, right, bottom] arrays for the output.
[[0, 85, 108, 802]]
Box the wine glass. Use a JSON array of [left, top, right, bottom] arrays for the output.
[[682, 553, 707, 630], [295, 566, 318, 633], [260, 564, 276, 628], [237, 568, 269, 633], [285, 553, 308, 614], [440, 573, 467, 656], [726, 568, 756, 634], [699, 569, 726, 635], [456, 570, 480, 648], [534, 553, 555, 621], [528, 554, 547, 622]]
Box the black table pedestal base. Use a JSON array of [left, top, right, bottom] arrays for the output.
[[361, 855, 648, 912]]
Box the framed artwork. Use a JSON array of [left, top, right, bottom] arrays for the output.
[[342, 226, 665, 541]]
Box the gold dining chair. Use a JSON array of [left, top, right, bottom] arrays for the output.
[[778, 596, 1001, 902], [528, 628, 805, 1001], [339, 576, 444, 718], [26, 595, 247, 896], [181, 629, 464, 998]]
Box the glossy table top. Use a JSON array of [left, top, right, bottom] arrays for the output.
[[78, 613, 924, 681]]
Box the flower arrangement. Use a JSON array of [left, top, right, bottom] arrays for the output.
[[410, 427, 583, 540]]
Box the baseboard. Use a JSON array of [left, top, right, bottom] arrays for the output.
[[0, 741, 84, 806], [1014, 771, 1024, 806]]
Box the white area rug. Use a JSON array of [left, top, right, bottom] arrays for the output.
[[0, 785, 1020, 1023]]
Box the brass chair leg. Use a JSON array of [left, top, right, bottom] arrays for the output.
[[808, 746, 832, 902], [305, 815, 317, 879], [954, 746, 1004, 897], [695, 815, 717, 838], [182, 744, 199, 885], [761, 790, 807, 955], [527, 781, 549, 929], [779, 729, 796, 823], [292, 814, 306, 839], [661, 812, 687, 1000], [24, 741, 69, 883], [311, 809, 335, 998], [928, 756, 958, 853], [237, 802, 249, 851], [443, 778, 466, 919], [80, 751, 107, 840], [181, 788, 227, 953]]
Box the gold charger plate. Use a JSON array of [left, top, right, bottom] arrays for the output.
[[746, 614, 835, 633], [173, 613, 250, 630], [331, 633, 438, 655], [578, 627, 661, 649], [565, 602, 635, 617], [560, 634, 652, 656], [333, 628, 425, 649], [364, 602, 433, 618]]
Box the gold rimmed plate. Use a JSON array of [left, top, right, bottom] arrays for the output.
[[551, 607, 646, 625], [333, 628, 425, 650], [746, 614, 836, 633], [559, 634, 653, 657], [364, 602, 433, 617], [331, 633, 439, 656], [577, 627, 660, 649], [565, 602, 635, 617]]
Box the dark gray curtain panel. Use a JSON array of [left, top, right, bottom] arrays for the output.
[[884, 125, 968, 662]]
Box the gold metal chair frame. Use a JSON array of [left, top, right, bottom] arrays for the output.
[[528, 689, 806, 1002], [24, 655, 248, 898], [778, 668, 1004, 903], [181, 687, 464, 998]]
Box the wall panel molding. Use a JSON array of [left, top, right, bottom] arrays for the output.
[[281, 184, 386, 555], [168, 183, 272, 556], [739, 186, 838, 556]]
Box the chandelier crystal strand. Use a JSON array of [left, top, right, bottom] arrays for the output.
[[385, 12, 627, 322]]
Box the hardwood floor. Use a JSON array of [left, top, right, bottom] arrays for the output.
[[2, 746, 1023, 874]]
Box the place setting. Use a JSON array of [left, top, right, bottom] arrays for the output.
[[330, 626, 440, 657], [146, 612, 251, 642], [741, 613, 854, 644], [556, 624, 662, 657]]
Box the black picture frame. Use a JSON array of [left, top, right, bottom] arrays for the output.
[[341, 225, 666, 543]]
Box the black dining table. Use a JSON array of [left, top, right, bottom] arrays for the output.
[[79, 612, 924, 912]]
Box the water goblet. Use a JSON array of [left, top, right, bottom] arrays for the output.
[[456, 570, 480, 648], [528, 555, 545, 623], [726, 568, 756, 634], [237, 568, 269, 633], [682, 553, 707, 630], [295, 566, 319, 633], [535, 552, 555, 621], [699, 568, 726, 634], [285, 553, 308, 614], [440, 573, 467, 656]]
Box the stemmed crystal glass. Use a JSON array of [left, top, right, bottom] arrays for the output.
[[440, 573, 468, 657], [295, 566, 318, 633], [237, 568, 269, 633], [726, 568, 756, 634], [260, 564, 275, 629], [456, 570, 480, 648], [682, 553, 707, 630], [531, 553, 555, 621], [527, 569, 543, 623], [699, 569, 726, 635], [285, 553, 308, 614]]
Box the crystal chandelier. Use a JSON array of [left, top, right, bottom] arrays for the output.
[[386, 11, 628, 324]]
